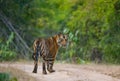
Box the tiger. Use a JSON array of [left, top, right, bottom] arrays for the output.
[[32, 33, 68, 74]]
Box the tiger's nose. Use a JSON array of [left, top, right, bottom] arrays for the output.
[[63, 43, 67, 47]]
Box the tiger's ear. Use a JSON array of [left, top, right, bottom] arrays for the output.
[[65, 34, 68, 37], [58, 32, 63, 36], [63, 32, 68, 36], [64, 34, 68, 39]]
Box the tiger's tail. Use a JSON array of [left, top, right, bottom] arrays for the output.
[[35, 44, 40, 61], [32, 41, 40, 61], [32, 53, 36, 60]]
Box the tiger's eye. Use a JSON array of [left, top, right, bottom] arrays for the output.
[[63, 35, 65, 38]]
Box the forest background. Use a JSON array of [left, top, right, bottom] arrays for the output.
[[0, 0, 120, 64]]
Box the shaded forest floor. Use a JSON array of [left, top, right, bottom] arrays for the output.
[[0, 62, 120, 81]]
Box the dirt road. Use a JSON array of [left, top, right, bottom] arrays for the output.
[[0, 62, 120, 81]]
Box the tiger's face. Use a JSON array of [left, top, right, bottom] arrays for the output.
[[56, 33, 68, 48]]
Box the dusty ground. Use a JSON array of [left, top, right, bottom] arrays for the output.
[[0, 62, 120, 81]]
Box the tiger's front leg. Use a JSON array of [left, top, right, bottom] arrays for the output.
[[47, 61, 55, 73]]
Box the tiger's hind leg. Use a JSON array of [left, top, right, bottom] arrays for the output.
[[42, 61, 47, 74], [32, 52, 39, 73], [32, 42, 39, 73], [32, 60, 38, 73]]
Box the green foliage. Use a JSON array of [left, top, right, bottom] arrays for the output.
[[0, 0, 120, 64], [0, 73, 9, 81], [0, 73, 18, 81], [59, 0, 120, 64], [0, 32, 16, 61]]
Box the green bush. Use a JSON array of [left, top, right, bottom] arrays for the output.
[[0, 73, 17, 81], [0, 32, 16, 61], [0, 73, 10, 81], [1, 0, 120, 64]]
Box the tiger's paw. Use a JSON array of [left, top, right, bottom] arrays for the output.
[[43, 71, 47, 75], [32, 70, 37, 73], [49, 70, 55, 73]]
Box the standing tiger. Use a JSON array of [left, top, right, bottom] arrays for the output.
[[32, 33, 68, 74]]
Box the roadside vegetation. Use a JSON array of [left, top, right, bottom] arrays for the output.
[[0, 66, 37, 81], [0, 0, 120, 64]]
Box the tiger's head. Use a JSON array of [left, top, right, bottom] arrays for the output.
[[55, 33, 68, 48]]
